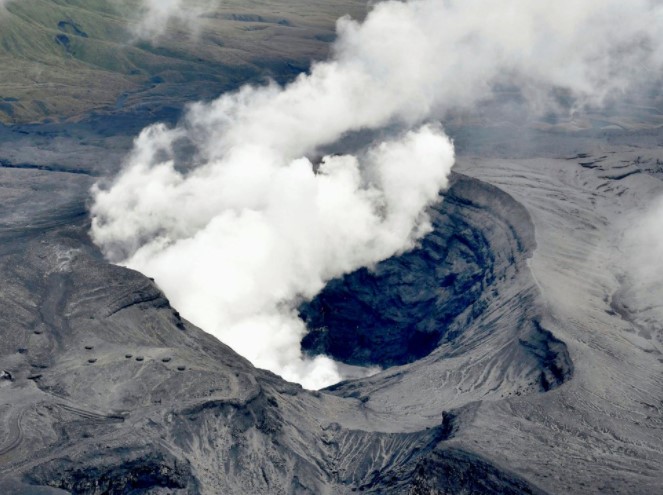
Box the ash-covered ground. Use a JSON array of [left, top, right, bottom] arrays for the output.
[[1, 111, 662, 494], [1, 1, 663, 494]]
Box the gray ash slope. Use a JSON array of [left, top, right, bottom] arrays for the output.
[[0, 147, 554, 494], [2, 116, 663, 494]]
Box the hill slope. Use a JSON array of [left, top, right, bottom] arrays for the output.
[[0, 0, 365, 123]]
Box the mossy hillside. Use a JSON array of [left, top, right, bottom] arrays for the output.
[[0, 0, 366, 123]]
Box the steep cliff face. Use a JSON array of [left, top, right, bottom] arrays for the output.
[[300, 174, 507, 367]]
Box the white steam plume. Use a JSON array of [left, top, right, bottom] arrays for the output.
[[93, 123, 454, 389], [92, 0, 663, 388], [129, 0, 216, 41]]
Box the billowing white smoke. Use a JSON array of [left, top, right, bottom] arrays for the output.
[[93, 123, 453, 389], [132, 0, 188, 39], [129, 0, 216, 41], [92, 0, 663, 388]]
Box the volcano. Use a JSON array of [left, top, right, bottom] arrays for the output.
[[1, 1, 663, 494]]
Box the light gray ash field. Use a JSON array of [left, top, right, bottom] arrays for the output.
[[1, 1, 663, 494]]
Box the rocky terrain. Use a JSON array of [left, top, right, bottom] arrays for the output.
[[1, 1, 663, 494], [1, 113, 662, 493]]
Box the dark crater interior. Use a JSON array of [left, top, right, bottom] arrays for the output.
[[299, 173, 536, 368]]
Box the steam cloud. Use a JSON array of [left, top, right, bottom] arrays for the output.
[[622, 195, 663, 308], [129, 0, 216, 41], [91, 0, 663, 388]]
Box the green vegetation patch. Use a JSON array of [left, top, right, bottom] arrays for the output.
[[0, 0, 366, 123]]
